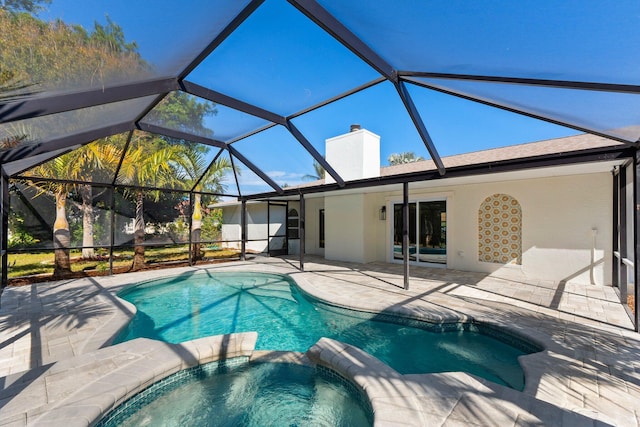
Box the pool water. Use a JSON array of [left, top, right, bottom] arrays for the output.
[[99, 361, 372, 427], [115, 272, 536, 390]]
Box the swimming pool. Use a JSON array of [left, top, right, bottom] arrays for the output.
[[114, 271, 539, 390]]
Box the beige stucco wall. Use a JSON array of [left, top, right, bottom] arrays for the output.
[[379, 172, 612, 286], [323, 192, 387, 263], [220, 170, 612, 286], [220, 205, 241, 248], [364, 192, 387, 262], [221, 203, 285, 253], [325, 194, 365, 262], [456, 173, 610, 285]]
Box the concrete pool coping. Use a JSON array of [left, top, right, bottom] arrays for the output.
[[0, 256, 639, 425]]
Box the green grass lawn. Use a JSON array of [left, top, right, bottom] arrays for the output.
[[7, 246, 241, 278]]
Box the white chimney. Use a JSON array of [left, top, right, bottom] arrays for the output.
[[325, 125, 380, 183]]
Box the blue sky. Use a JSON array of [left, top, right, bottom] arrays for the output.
[[38, 1, 639, 193]]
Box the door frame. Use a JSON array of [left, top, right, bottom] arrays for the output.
[[389, 197, 448, 268]]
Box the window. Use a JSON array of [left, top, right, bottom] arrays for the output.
[[319, 209, 325, 248], [287, 208, 299, 239]]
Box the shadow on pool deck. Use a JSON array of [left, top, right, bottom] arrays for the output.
[[0, 256, 639, 425], [274, 255, 633, 330], [0, 280, 116, 413]]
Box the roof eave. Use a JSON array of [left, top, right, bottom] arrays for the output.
[[240, 144, 635, 201]]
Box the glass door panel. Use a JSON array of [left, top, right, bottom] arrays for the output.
[[409, 203, 417, 260], [393, 204, 403, 260], [393, 200, 446, 265], [393, 203, 416, 261], [418, 201, 447, 264]]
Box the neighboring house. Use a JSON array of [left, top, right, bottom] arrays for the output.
[[216, 127, 630, 287]]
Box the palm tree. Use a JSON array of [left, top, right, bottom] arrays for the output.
[[303, 160, 325, 181], [116, 133, 182, 270], [0, 120, 32, 149], [175, 142, 232, 262], [67, 141, 121, 259], [387, 152, 424, 166], [25, 156, 75, 277]]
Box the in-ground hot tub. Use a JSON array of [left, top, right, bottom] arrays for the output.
[[96, 358, 372, 427]]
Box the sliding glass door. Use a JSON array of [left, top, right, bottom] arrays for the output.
[[393, 200, 446, 265]]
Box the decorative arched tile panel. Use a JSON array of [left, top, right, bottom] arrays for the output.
[[478, 194, 522, 264]]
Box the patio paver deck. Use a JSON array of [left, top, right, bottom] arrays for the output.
[[0, 255, 638, 426]]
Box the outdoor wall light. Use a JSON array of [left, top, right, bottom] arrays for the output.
[[379, 206, 386, 220]]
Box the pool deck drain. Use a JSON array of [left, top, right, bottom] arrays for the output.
[[0, 255, 639, 426]]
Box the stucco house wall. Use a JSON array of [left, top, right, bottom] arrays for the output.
[[323, 192, 386, 263], [220, 205, 241, 248], [219, 169, 612, 286], [325, 194, 366, 263], [379, 172, 612, 285], [217, 126, 616, 287], [221, 203, 285, 253]]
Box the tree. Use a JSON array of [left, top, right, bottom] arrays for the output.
[[89, 15, 138, 54], [0, 120, 29, 149], [25, 156, 75, 277], [7, 182, 51, 247], [2, 10, 147, 272], [0, 9, 149, 100], [142, 91, 220, 263], [116, 133, 182, 270], [303, 160, 325, 181], [3, 12, 222, 273], [0, 0, 50, 13], [387, 152, 425, 166], [67, 141, 121, 259], [0, 65, 32, 100], [145, 92, 216, 137], [174, 142, 232, 262], [200, 208, 223, 242], [24, 140, 121, 260]]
